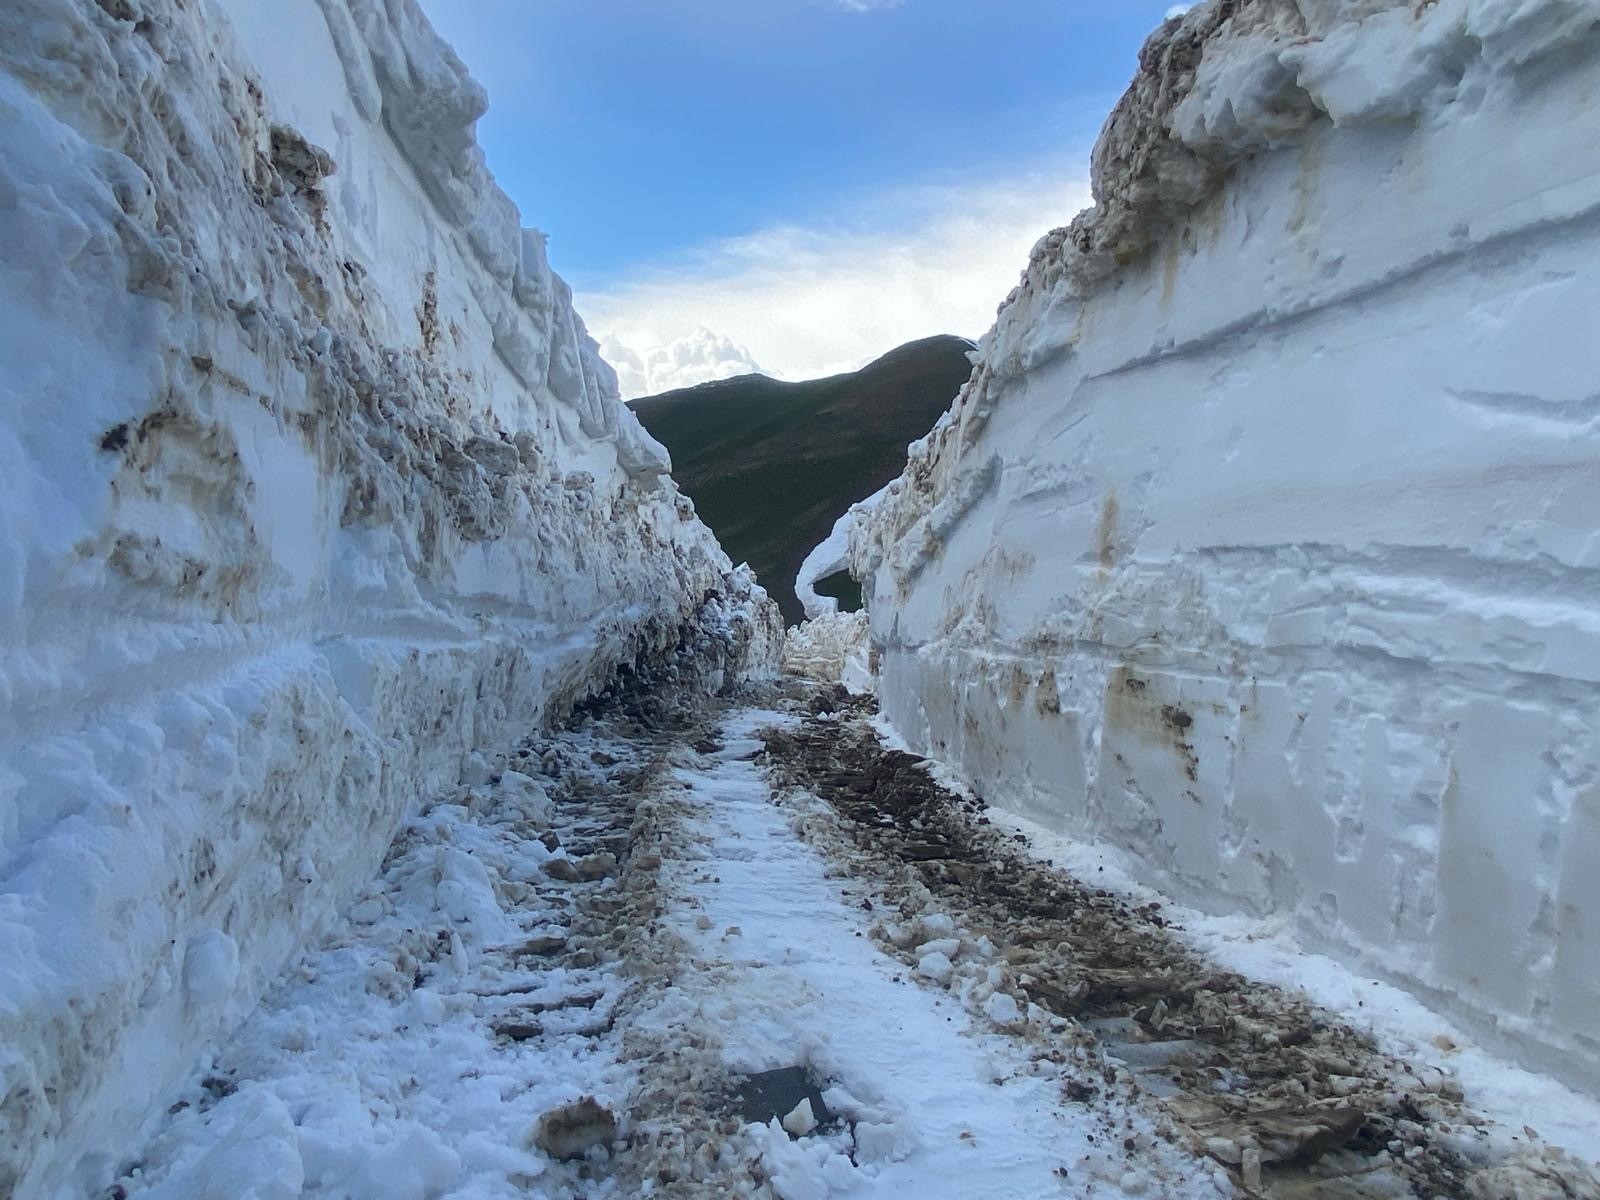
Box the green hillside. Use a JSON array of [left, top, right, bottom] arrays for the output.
[[630, 335, 974, 625]]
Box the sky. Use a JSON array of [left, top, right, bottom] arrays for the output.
[[417, 1, 1188, 395]]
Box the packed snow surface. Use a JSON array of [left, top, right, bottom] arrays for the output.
[[112, 702, 1225, 1200], [635, 709, 1223, 1199], [108, 678, 1600, 1200], [0, 0, 778, 1194], [853, 0, 1600, 1091]]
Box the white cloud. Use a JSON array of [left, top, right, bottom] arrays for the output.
[[602, 326, 762, 398], [580, 164, 1090, 398]]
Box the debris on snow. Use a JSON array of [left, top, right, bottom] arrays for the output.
[[762, 687, 1600, 1199], [534, 1098, 618, 1162]]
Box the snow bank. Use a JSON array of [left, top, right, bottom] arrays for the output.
[[793, 488, 884, 622], [0, 1, 778, 1194], [854, 0, 1600, 1091], [782, 613, 873, 694], [794, 518, 853, 622]]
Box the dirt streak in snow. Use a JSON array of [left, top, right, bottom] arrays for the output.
[[617, 701, 1219, 1199]]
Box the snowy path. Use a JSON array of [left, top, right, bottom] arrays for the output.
[[114, 684, 1600, 1200], [115, 693, 1209, 1200], [120, 710, 658, 1200], [626, 709, 1215, 1198]]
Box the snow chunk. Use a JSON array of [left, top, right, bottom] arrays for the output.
[[853, 1120, 917, 1166], [983, 991, 1022, 1028], [915, 913, 956, 940], [781, 1098, 818, 1138], [138, 1090, 303, 1200], [183, 932, 240, 1008]]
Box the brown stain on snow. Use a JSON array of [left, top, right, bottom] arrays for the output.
[[1103, 667, 1201, 785], [1096, 488, 1119, 570], [1160, 238, 1182, 307]]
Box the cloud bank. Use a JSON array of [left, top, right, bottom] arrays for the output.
[[581, 166, 1091, 398], [602, 327, 763, 398]]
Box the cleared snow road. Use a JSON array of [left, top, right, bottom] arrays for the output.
[[112, 691, 1210, 1200], [627, 708, 1215, 1198], [113, 684, 1600, 1200]]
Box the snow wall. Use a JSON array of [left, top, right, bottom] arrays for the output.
[[854, 0, 1600, 1091], [0, 1, 781, 1194]]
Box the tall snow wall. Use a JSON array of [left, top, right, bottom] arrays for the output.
[[0, 1, 780, 1194], [855, 0, 1600, 1090]]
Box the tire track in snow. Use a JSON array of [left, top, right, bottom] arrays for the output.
[[113, 684, 1223, 1200], [620, 705, 1219, 1199], [124, 678, 1597, 1200]]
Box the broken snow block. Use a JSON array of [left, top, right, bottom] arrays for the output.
[[494, 1020, 542, 1042], [519, 933, 567, 957], [534, 1097, 617, 1160], [782, 1098, 818, 1137], [1200, 1104, 1365, 1170], [575, 852, 618, 881], [1252, 1105, 1365, 1164]]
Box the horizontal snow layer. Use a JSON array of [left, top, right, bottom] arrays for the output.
[[0, 1, 779, 1196], [855, 0, 1600, 1092]]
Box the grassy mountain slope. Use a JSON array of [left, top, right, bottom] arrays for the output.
[[630, 334, 974, 625]]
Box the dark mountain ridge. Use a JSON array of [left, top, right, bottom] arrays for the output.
[[630, 334, 975, 624]]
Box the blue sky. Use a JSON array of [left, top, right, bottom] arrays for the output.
[[417, 0, 1186, 393]]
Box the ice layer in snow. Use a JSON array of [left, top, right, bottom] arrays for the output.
[[852, 0, 1600, 1092], [0, 0, 779, 1194]]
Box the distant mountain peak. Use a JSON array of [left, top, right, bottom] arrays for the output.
[[602, 326, 763, 398], [631, 334, 976, 624]]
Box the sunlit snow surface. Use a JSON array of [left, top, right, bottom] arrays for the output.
[[853, 0, 1600, 1088]]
